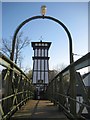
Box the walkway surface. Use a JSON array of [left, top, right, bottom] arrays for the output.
[[11, 100, 69, 120]]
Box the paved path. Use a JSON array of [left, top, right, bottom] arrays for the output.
[[11, 100, 69, 120]]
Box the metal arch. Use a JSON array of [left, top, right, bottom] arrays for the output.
[[10, 15, 76, 116], [10, 15, 73, 64]]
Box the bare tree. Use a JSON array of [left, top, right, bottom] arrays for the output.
[[2, 32, 30, 67], [49, 70, 58, 82], [48, 63, 67, 82], [53, 63, 66, 73], [14, 32, 30, 64], [26, 69, 32, 79], [2, 38, 12, 57]]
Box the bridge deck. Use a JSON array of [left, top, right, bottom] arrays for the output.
[[11, 100, 69, 120]]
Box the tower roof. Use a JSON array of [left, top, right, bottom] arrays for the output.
[[31, 41, 51, 49]]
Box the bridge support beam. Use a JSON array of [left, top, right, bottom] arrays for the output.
[[70, 66, 76, 117], [58, 74, 65, 111]]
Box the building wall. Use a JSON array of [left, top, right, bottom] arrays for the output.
[[32, 42, 51, 85]]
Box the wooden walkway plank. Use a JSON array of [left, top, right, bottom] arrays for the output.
[[11, 100, 69, 120]]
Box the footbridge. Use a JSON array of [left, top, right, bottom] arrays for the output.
[[0, 52, 90, 120]]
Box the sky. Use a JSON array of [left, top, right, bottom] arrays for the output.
[[2, 2, 88, 71]]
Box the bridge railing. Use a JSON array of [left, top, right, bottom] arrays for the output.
[[46, 52, 90, 119], [0, 52, 34, 120]]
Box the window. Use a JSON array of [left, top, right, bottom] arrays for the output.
[[41, 60, 44, 70], [33, 72, 36, 83], [41, 72, 44, 81], [38, 72, 40, 80], [38, 60, 40, 70], [45, 49, 47, 57], [41, 43, 44, 46], [38, 49, 41, 56], [45, 43, 48, 46], [34, 60, 37, 70], [39, 43, 41, 46], [42, 49, 44, 57], [45, 72, 48, 83], [35, 49, 37, 56], [35, 43, 38, 46], [45, 60, 48, 70]]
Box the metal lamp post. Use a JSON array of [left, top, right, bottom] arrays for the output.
[[10, 5, 76, 116]]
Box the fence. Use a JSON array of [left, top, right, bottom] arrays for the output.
[[0, 52, 34, 120], [46, 52, 90, 119]]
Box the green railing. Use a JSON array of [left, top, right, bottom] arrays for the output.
[[46, 52, 90, 119], [0, 52, 34, 120]]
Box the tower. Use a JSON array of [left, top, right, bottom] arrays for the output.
[[31, 41, 51, 97]]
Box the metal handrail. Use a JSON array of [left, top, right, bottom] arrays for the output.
[[1, 91, 33, 102], [56, 93, 90, 108], [47, 52, 90, 119], [0, 52, 29, 80], [0, 52, 34, 120], [48, 52, 90, 85], [2, 97, 30, 120]]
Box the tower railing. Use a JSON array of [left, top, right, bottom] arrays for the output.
[[0, 52, 34, 120], [46, 52, 90, 119]]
